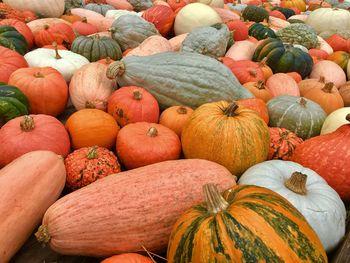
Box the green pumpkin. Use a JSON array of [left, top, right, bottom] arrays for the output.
[[128, 0, 153, 12], [242, 6, 269, 23], [106, 52, 253, 110], [0, 84, 30, 127], [276, 23, 319, 49], [252, 38, 313, 78], [83, 3, 114, 16], [272, 7, 295, 19], [267, 96, 326, 139], [111, 14, 158, 51], [287, 19, 305, 24], [65, 0, 82, 11], [71, 34, 122, 62], [181, 24, 231, 58], [0, 26, 28, 55], [248, 23, 276, 40]]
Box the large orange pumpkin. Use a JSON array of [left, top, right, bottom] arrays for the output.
[[0, 46, 28, 84], [65, 109, 120, 150], [8, 67, 68, 117], [181, 101, 270, 176], [34, 23, 75, 48]]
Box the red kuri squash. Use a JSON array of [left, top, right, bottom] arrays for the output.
[[0, 46, 28, 84], [142, 5, 176, 37]]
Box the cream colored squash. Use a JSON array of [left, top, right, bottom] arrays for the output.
[[239, 160, 346, 252], [197, 0, 224, 8], [3, 0, 64, 18], [24, 48, 89, 82], [105, 10, 142, 20], [321, 107, 350, 134], [126, 35, 173, 57], [174, 3, 222, 36]]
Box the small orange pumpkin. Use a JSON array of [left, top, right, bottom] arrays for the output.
[[298, 76, 326, 96], [243, 80, 273, 103], [159, 106, 194, 137], [101, 253, 153, 263]]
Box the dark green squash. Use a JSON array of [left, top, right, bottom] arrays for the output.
[[248, 23, 276, 40], [71, 34, 122, 62], [252, 38, 313, 78], [0, 25, 28, 55], [272, 7, 295, 19], [242, 6, 269, 23], [0, 84, 30, 127]]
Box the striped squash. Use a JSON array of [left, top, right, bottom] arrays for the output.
[[167, 184, 327, 263], [267, 96, 326, 139]]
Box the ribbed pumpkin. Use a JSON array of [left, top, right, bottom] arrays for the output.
[[267, 96, 327, 139], [107, 86, 159, 127], [142, 5, 175, 37], [0, 46, 28, 83], [248, 22, 276, 40], [181, 101, 270, 176], [65, 109, 120, 150], [34, 23, 75, 48], [243, 80, 273, 103], [159, 106, 194, 137], [303, 82, 344, 115], [268, 127, 303, 160], [0, 19, 33, 49], [266, 73, 300, 97], [292, 114, 350, 200], [71, 34, 122, 62], [298, 76, 325, 96], [167, 184, 327, 263], [221, 58, 264, 84], [339, 82, 350, 107], [0, 115, 70, 167], [8, 67, 68, 117], [69, 62, 115, 111], [84, 3, 114, 15], [252, 38, 313, 79], [237, 98, 269, 124], [64, 146, 121, 190], [0, 25, 28, 55], [116, 122, 181, 169]]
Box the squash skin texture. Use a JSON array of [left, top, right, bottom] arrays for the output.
[[106, 52, 253, 110], [36, 159, 236, 256]]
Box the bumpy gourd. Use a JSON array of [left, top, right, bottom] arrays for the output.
[[106, 52, 253, 109], [83, 3, 114, 15], [242, 5, 269, 22], [276, 23, 319, 49], [181, 24, 230, 58]]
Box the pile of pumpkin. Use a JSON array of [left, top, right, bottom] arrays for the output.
[[1, 0, 350, 262]]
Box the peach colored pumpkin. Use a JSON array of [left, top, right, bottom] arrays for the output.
[[126, 35, 172, 57], [0, 151, 66, 263], [317, 36, 333, 55], [266, 73, 300, 97], [310, 60, 346, 87], [86, 17, 114, 32], [212, 7, 240, 23], [27, 18, 71, 35], [153, 0, 171, 7], [225, 40, 258, 61], [72, 17, 99, 36], [106, 0, 133, 10], [69, 63, 115, 111], [70, 8, 104, 19], [268, 16, 290, 30], [169, 33, 188, 51], [298, 77, 326, 97]]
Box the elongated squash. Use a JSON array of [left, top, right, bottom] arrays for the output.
[[0, 151, 66, 263], [106, 52, 253, 109], [35, 159, 236, 256]]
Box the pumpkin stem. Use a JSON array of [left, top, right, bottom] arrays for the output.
[[87, 146, 98, 159], [255, 80, 265, 90], [104, 56, 112, 64], [299, 98, 307, 107], [147, 127, 158, 137], [106, 61, 125, 79], [177, 106, 188, 114], [33, 72, 44, 78], [224, 102, 239, 117], [260, 57, 268, 66], [44, 24, 49, 30], [52, 42, 62, 59], [346, 113, 350, 122], [85, 101, 96, 109], [20, 115, 34, 132], [204, 184, 229, 214], [133, 90, 142, 100], [35, 225, 51, 245], [82, 17, 87, 23], [322, 82, 334, 93], [319, 76, 326, 83], [285, 172, 307, 195]]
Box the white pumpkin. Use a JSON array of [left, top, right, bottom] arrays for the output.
[[24, 48, 89, 82], [238, 160, 346, 252], [321, 107, 350, 134], [3, 0, 65, 18], [69, 63, 115, 111], [174, 3, 222, 36], [105, 10, 142, 20], [306, 8, 350, 34]]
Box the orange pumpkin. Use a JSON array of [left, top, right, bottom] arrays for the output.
[[258, 57, 273, 80], [327, 51, 350, 72], [65, 109, 120, 150], [61, 12, 82, 24], [269, 10, 286, 20], [243, 80, 273, 102], [142, 5, 176, 37], [307, 0, 331, 11], [325, 34, 350, 53], [0, 18, 34, 49], [225, 20, 249, 41], [167, 0, 187, 11], [101, 253, 153, 263], [298, 76, 326, 96], [280, 0, 306, 12], [34, 23, 76, 48], [0, 46, 28, 84], [286, 72, 302, 83], [116, 122, 181, 170], [159, 106, 194, 137], [97, 57, 115, 65], [8, 67, 68, 117], [237, 98, 269, 124], [266, 73, 300, 97]]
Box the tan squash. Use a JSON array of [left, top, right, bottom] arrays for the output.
[[35, 159, 236, 257], [0, 151, 66, 263], [126, 35, 172, 57]]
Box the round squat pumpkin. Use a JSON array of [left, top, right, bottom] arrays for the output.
[[159, 105, 194, 137], [0, 46, 28, 84], [64, 146, 121, 190], [65, 109, 120, 150], [116, 122, 181, 170], [0, 114, 70, 167], [8, 67, 68, 117], [167, 184, 327, 263], [181, 101, 270, 176], [101, 253, 153, 263]]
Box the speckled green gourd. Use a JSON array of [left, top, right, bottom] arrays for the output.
[[276, 23, 319, 49], [106, 52, 253, 110], [83, 3, 115, 16], [111, 14, 158, 51], [181, 24, 230, 58], [242, 6, 269, 23], [71, 34, 122, 62], [267, 96, 326, 139]]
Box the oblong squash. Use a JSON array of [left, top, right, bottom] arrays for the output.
[[106, 52, 253, 109], [35, 159, 236, 256], [0, 151, 66, 263]]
